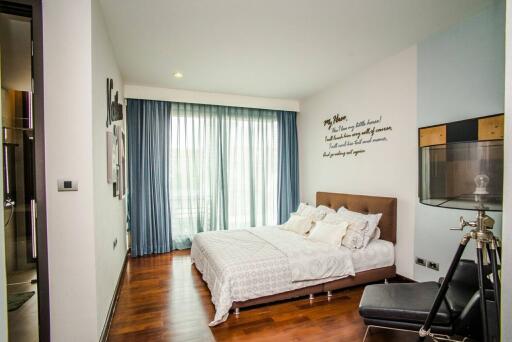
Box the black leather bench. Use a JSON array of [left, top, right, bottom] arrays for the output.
[[359, 260, 486, 340]]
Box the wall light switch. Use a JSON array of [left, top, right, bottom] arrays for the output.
[[58, 179, 78, 192]]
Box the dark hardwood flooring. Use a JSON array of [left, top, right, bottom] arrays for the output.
[[107, 250, 418, 342]]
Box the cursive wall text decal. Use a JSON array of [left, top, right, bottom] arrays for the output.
[[322, 113, 392, 158]]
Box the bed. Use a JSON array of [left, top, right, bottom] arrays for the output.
[[191, 192, 397, 326]]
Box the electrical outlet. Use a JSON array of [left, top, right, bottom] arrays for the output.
[[113, 238, 118, 250], [415, 257, 426, 267], [427, 261, 439, 271]]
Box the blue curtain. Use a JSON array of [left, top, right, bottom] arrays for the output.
[[126, 99, 299, 253], [277, 111, 300, 224], [127, 99, 173, 257]]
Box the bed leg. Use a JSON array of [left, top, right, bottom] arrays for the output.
[[384, 278, 389, 284], [234, 307, 240, 316], [327, 291, 332, 298], [309, 293, 314, 301]]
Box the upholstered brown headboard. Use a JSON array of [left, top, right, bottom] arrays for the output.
[[316, 192, 397, 244]]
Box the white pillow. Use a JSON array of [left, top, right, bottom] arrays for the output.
[[315, 205, 336, 219], [370, 227, 381, 240], [307, 221, 349, 247], [296, 203, 335, 221], [336, 207, 382, 249], [322, 212, 353, 224], [338, 207, 382, 235], [281, 214, 314, 235], [322, 212, 365, 249]]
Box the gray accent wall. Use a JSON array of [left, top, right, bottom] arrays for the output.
[[414, 0, 505, 282]]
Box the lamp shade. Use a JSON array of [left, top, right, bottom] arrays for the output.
[[419, 140, 503, 211]]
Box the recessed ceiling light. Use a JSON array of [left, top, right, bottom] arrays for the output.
[[173, 72, 183, 79]]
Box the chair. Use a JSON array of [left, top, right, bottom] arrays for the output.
[[359, 260, 493, 341]]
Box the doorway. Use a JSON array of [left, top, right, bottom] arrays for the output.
[[0, 1, 48, 341]]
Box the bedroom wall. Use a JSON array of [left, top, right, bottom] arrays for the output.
[[414, 0, 505, 282], [92, 0, 127, 338], [43, 0, 98, 340], [43, 0, 128, 340], [298, 46, 418, 279]]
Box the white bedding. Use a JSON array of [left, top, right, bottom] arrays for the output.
[[351, 239, 395, 272], [251, 228, 355, 282], [191, 226, 355, 326]]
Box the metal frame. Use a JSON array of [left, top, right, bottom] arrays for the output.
[[233, 292, 320, 317], [363, 325, 470, 342], [420, 210, 501, 342]]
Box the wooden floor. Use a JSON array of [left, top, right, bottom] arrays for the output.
[[108, 250, 411, 342]]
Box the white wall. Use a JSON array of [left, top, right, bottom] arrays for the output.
[[43, 0, 98, 341], [44, 0, 127, 340], [298, 47, 417, 278], [92, 0, 127, 337], [501, 0, 511, 339], [125, 84, 300, 112]]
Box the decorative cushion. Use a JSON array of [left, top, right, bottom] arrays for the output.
[[370, 227, 381, 241], [336, 207, 382, 249], [295, 203, 335, 222], [307, 221, 349, 247], [281, 214, 314, 235], [322, 212, 364, 249]]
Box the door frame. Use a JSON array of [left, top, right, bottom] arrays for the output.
[[0, 1, 49, 341]]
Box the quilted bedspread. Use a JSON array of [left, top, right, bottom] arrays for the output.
[[191, 226, 355, 326]]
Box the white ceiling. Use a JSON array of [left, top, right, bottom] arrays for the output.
[[100, 0, 494, 100]]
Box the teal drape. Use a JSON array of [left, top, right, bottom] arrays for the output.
[[277, 111, 300, 224], [170, 102, 279, 248], [126, 99, 299, 252], [127, 99, 172, 257]]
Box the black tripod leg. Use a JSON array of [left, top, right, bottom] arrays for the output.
[[477, 242, 489, 342], [419, 235, 469, 337], [489, 240, 500, 334], [493, 237, 501, 261]]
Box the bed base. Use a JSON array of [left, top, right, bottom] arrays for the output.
[[231, 265, 396, 313], [228, 192, 398, 316]]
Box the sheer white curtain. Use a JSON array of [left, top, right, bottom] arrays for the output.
[[169, 102, 278, 248]]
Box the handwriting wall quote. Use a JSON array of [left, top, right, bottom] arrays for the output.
[[323, 114, 392, 158]]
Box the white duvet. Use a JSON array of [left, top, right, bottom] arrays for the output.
[[191, 226, 355, 326]]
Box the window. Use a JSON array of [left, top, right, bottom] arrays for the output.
[[169, 103, 278, 248]]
